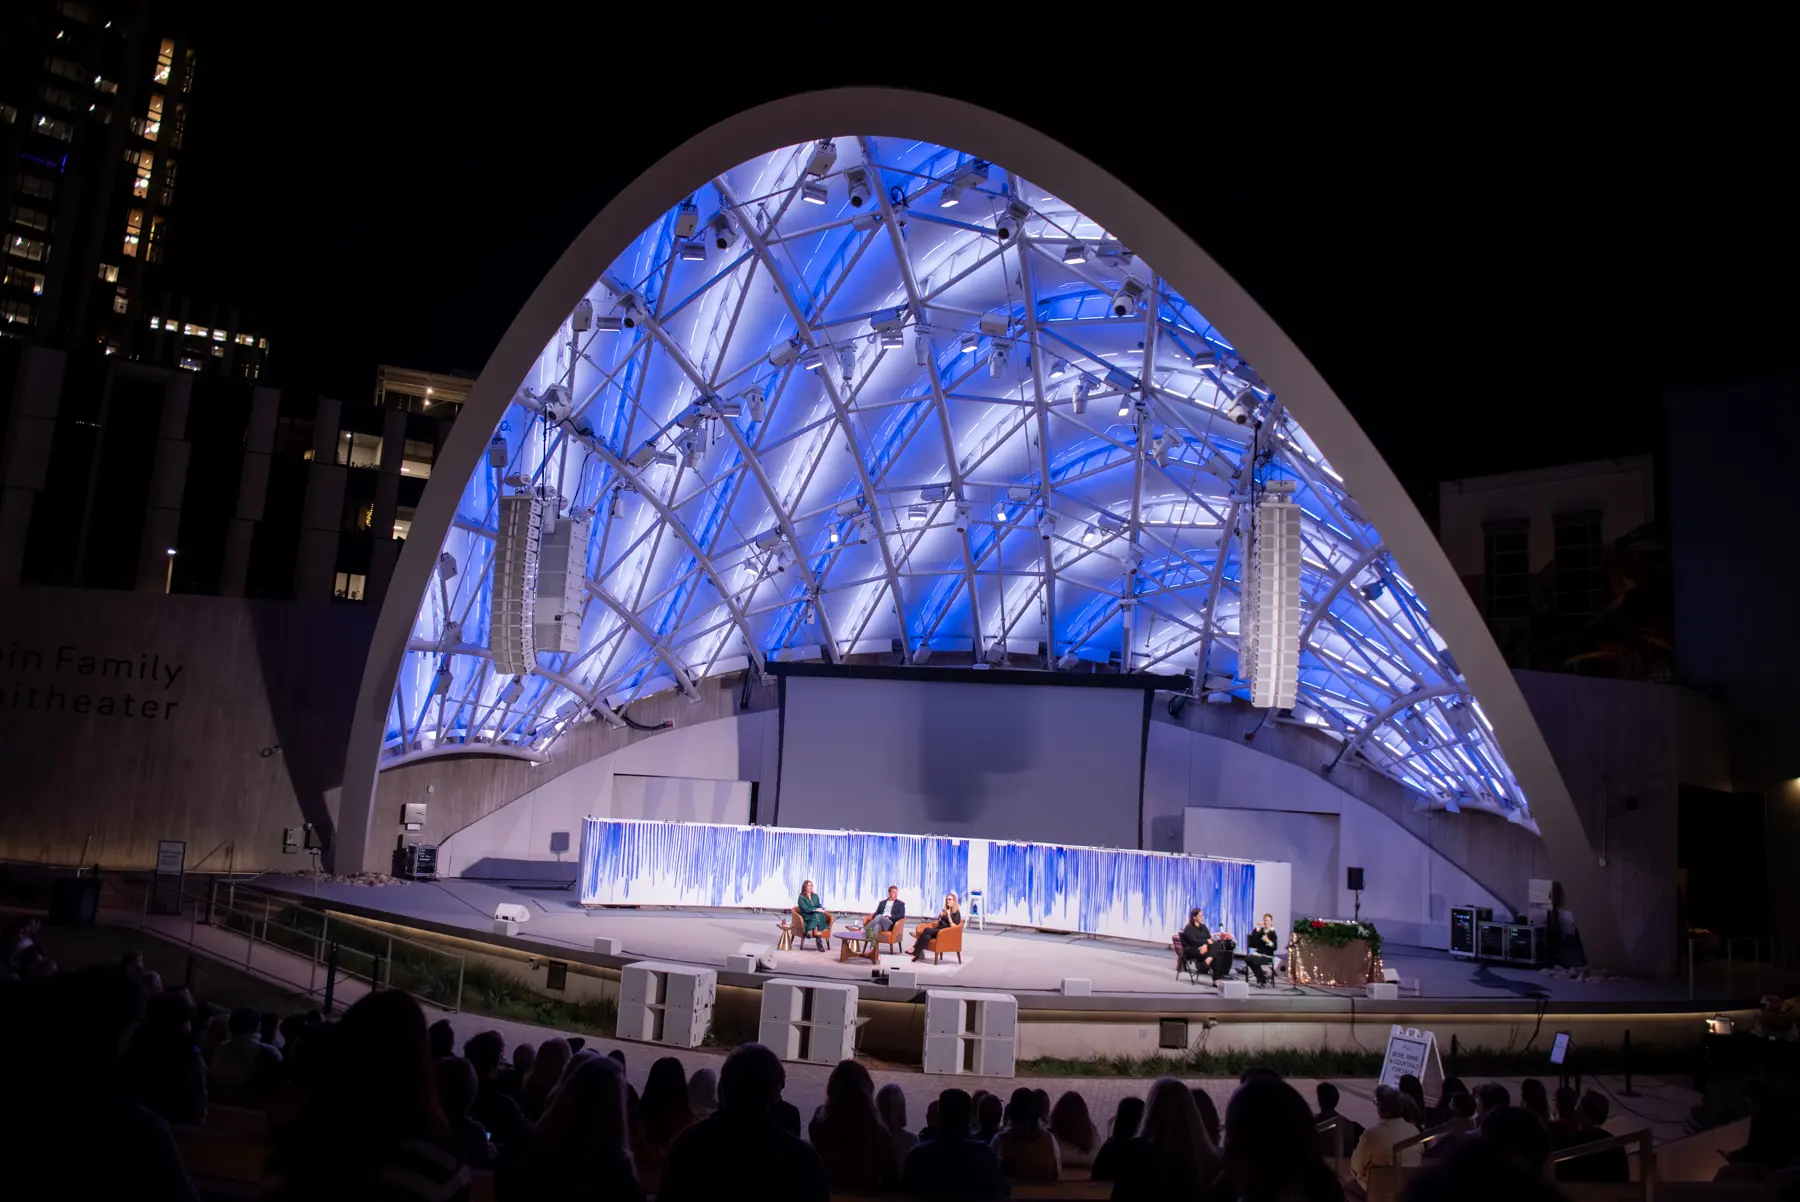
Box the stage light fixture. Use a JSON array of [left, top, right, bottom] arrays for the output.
[[1111, 277, 1147, 317], [677, 240, 706, 261], [953, 160, 991, 189], [978, 313, 1009, 337], [913, 330, 933, 365], [593, 315, 624, 333], [801, 350, 823, 372], [988, 340, 1011, 377], [1057, 650, 1081, 670], [674, 199, 699, 239], [854, 514, 875, 544], [1007, 485, 1033, 503], [712, 213, 739, 250], [1117, 396, 1132, 418], [845, 166, 871, 208], [431, 663, 453, 697], [908, 504, 928, 524], [806, 139, 838, 177], [486, 432, 509, 468], [851, 211, 882, 232], [1036, 510, 1056, 539], [437, 551, 459, 581], [571, 298, 594, 332], [1152, 435, 1169, 468], [743, 386, 766, 422], [1363, 580, 1386, 602], [920, 484, 949, 503], [609, 489, 625, 519], [879, 328, 905, 348], [498, 676, 525, 705], [939, 185, 961, 208], [960, 333, 979, 354], [1072, 377, 1093, 415], [829, 527, 840, 545], [768, 338, 801, 367], [837, 345, 857, 380], [1063, 243, 1089, 265], [995, 198, 1030, 240], [1051, 358, 1067, 379], [1081, 525, 1097, 544], [994, 502, 1008, 522], [953, 501, 970, 532], [801, 182, 828, 205]]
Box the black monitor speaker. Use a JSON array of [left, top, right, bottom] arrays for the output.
[[1347, 867, 1365, 892]]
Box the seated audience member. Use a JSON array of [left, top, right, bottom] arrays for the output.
[[439, 1056, 495, 1169], [520, 1037, 572, 1120], [1090, 1096, 1145, 1182], [259, 1010, 281, 1047], [1221, 1076, 1344, 1202], [656, 1043, 829, 1202], [1245, 912, 1280, 985], [1554, 1091, 1628, 1184], [141, 970, 164, 997], [464, 1030, 526, 1146], [911, 891, 964, 961], [865, 884, 907, 935], [976, 1090, 1004, 1143], [428, 1018, 456, 1060], [265, 989, 470, 1202], [1551, 1085, 1578, 1138], [1111, 1077, 1221, 1201], [6, 965, 201, 1202], [796, 879, 831, 951], [497, 1056, 641, 1202], [877, 1082, 918, 1164], [1191, 1086, 1223, 1149], [208, 1005, 281, 1106], [1349, 1084, 1421, 1196], [1033, 1087, 1052, 1123], [126, 990, 209, 1126], [1725, 1080, 1800, 1173], [502, 1041, 535, 1097], [1399, 1136, 1566, 1202], [1050, 1090, 1101, 1171], [688, 1066, 719, 1119], [903, 1087, 1010, 1201], [1518, 1077, 1551, 1128], [1315, 1081, 1365, 1163], [1397, 1074, 1427, 1127], [634, 1056, 697, 1188], [809, 1059, 899, 1193], [1474, 1082, 1511, 1121], [919, 1098, 940, 1143], [1423, 1091, 1478, 1160], [1428, 1076, 1468, 1126], [991, 1087, 1061, 1183], [1477, 1107, 1552, 1176]]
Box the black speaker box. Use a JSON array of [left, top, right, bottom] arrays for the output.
[[1346, 867, 1365, 891], [49, 876, 100, 926]]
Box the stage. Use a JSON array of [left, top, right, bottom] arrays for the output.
[[255, 873, 1758, 1061]]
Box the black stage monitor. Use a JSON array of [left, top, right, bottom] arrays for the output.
[[1347, 866, 1365, 891]]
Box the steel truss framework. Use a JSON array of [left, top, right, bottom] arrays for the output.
[[389, 137, 1528, 820]]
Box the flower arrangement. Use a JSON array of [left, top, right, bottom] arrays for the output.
[[1294, 917, 1381, 957]]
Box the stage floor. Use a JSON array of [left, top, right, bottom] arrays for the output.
[[260, 874, 1742, 1009]]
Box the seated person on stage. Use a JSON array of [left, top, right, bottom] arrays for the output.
[[864, 885, 906, 935], [796, 879, 831, 951], [1207, 931, 1238, 981], [911, 892, 962, 962], [1245, 912, 1279, 985], [1179, 908, 1211, 977]]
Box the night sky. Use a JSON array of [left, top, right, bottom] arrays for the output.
[[163, 16, 1799, 504]]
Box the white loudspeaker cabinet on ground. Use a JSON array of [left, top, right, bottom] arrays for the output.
[[490, 493, 544, 674], [1367, 981, 1400, 1000], [922, 989, 1017, 1078], [1060, 978, 1092, 996], [617, 962, 716, 1048], [592, 936, 621, 956], [533, 512, 590, 654], [491, 919, 517, 936], [1219, 978, 1250, 1000], [492, 903, 531, 924], [725, 954, 757, 974], [886, 969, 920, 990], [758, 978, 859, 1064]]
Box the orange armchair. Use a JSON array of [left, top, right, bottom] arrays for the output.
[[868, 922, 905, 955], [914, 919, 964, 964], [791, 906, 832, 949]]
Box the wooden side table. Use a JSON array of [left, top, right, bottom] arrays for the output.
[[835, 928, 880, 965]]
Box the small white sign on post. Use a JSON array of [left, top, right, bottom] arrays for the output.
[[1378, 1024, 1445, 1102]]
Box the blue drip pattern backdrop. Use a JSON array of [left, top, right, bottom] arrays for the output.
[[982, 842, 1258, 942], [579, 818, 968, 912]]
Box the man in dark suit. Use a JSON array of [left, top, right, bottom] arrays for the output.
[[865, 885, 906, 934]]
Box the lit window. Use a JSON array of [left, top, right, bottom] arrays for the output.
[[128, 149, 153, 197], [133, 93, 163, 142], [154, 39, 175, 84], [4, 267, 46, 296], [336, 431, 383, 469], [182, 322, 204, 336], [211, 327, 225, 341], [7, 236, 50, 263], [210, 343, 222, 357], [112, 293, 128, 314], [123, 208, 143, 257], [177, 356, 201, 371], [333, 572, 367, 602], [17, 174, 55, 200], [393, 507, 415, 541], [149, 316, 160, 329], [2, 299, 37, 326], [34, 114, 75, 142], [258, 337, 269, 349], [96, 77, 118, 95], [399, 438, 436, 479], [97, 262, 117, 282], [234, 332, 254, 346], [9, 205, 51, 232]]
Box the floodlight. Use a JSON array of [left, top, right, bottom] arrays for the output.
[[674, 199, 699, 238], [960, 333, 978, 354], [837, 345, 857, 380], [1081, 526, 1097, 544], [499, 676, 525, 704], [994, 503, 1008, 521], [806, 139, 838, 177], [712, 214, 739, 250], [677, 240, 705, 261], [801, 182, 828, 205], [871, 304, 909, 332], [920, 484, 949, 503], [1363, 580, 1386, 602], [829, 527, 840, 545], [769, 338, 801, 367], [1007, 485, 1033, 502], [879, 329, 905, 349], [983, 640, 1006, 666], [907, 504, 928, 523], [978, 312, 1009, 337], [845, 167, 871, 208], [996, 198, 1030, 240], [1117, 396, 1132, 418], [1111, 277, 1147, 317], [801, 351, 823, 372], [952, 160, 991, 189], [939, 185, 961, 208], [593, 316, 623, 333], [1057, 650, 1081, 670], [1050, 358, 1067, 379], [834, 498, 864, 519], [1063, 243, 1089, 265], [431, 664, 453, 697], [851, 212, 882, 232]]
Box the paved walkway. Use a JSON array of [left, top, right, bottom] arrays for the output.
[[123, 908, 1699, 1148]]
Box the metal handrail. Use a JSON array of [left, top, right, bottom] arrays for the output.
[[1548, 1128, 1655, 1202], [1313, 1113, 1352, 1181]]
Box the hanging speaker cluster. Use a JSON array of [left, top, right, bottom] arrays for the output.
[[535, 512, 591, 655], [1245, 482, 1301, 710], [490, 493, 544, 674]]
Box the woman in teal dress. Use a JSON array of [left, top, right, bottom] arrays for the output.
[[796, 879, 831, 951]]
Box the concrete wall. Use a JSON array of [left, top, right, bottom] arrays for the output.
[[1438, 455, 1656, 579], [0, 584, 372, 870]]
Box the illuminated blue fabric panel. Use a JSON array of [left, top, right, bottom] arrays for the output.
[[578, 818, 968, 913], [983, 842, 1256, 943]]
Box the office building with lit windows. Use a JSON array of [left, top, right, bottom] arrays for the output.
[[1, 0, 199, 361], [0, 342, 468, 603]]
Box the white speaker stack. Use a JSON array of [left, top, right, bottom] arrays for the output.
[[534, 512, 590, 654], [1245, 480, 1301, 710], [490, 902, 531, 936], [617, 961, 716, 1048], [759, 978, 859, 1065], [922, 989, 1017, 1078], [490, 493, 543, 674]]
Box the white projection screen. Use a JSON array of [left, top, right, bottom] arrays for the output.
[[775, 670, 1153, 848]]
